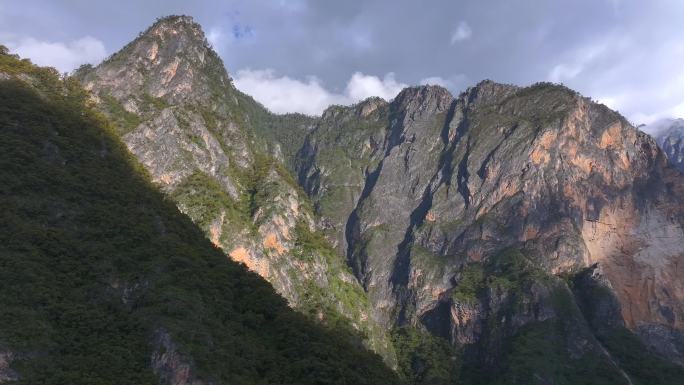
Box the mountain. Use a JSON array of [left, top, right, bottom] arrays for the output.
[[7, 13, 684, 385], [293, 82, 684, 383], [0, 47, 401, 384], [74, 15, 684, 385], [647, 118, 684, 172], [75, 15, 396, 363]]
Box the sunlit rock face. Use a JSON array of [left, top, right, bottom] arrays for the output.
[[296, 80, 684, 366]]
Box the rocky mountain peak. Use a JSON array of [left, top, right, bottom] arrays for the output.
[[356, 96, 389, 117], [462, 79, 519, 107], [78, 14, 231, 106], [141, 15, 210, 62], [392, 84, 454, 116], [321, 97, 390, 120], [150, 15, 198, 31]]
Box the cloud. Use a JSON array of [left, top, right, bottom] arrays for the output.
[[233, 69, 408, 115], [547, 41, 609, 83], [548, 33, 684, 125], [346, 72, 406, 101], [205, 22, 255, 54], [6, 36, 106, 73], [232, 24, 254, 40], [420, 74, 469, 90], [548, 64, 582, 83], [207, 27, 224, 51], [4, 0, 684, 126], [450, 21, 472, 44], [639, 117, 681, 135]]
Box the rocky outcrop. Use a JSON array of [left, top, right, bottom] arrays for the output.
[[0, 348, 19, 383], [151, 329, 211, 385], [78, 15, 242, 195]]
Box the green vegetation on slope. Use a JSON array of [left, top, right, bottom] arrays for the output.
[[100, 93, 142, 135], [171, 170, 249, 230], [453, 251, 625, 385], [391, 327, 460, 385], [290, 218, 398, 365], [571, 268, 684, 385], [0, 48, 402, 385], [394, 248, 684, 385], [597, 327, 684, 384]]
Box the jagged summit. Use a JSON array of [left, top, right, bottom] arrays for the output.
[[321, 96, 390, 119], [152, 14, 197, 27], [128, 14, 207, 53], [392, 84, 454, 114], [78, 13, 231, 106]]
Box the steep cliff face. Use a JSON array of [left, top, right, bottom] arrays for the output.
[[296, 81, 684, 382], [0, 48, 401, 385], [648, 118, 684, 173], [77, 16, 395, 362]]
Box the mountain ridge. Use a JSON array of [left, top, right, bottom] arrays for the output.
[[5, 13, 684, 385]]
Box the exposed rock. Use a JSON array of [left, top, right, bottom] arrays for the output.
[[0, 348, 19, 383], [151, 330, 211, 385]]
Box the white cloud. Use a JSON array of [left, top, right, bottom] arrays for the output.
[[233, 69, 408, 115], [630, 102, 684, 127], [450, 22, 472, 44], [419, 74, 469, 90], [548, 64, 582, 83], [547, 41, 609, 83], [6, 36, 107, 73], [346, 72, 406, 101], [548, 34, 684, 126], [207, 27, 224, 52], [420, 76, 452, 88], [233, 69, 344, 115]]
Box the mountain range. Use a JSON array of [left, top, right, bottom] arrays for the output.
[[2, 15, 684, 385]]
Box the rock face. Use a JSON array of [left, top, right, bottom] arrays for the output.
[[296, 81, 684, 381], [77, 15, 395, 363], [151, 329, 211, 385], [648, 118, 684, 173]]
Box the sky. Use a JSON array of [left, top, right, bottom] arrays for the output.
[[1, 0, 683, 127]]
